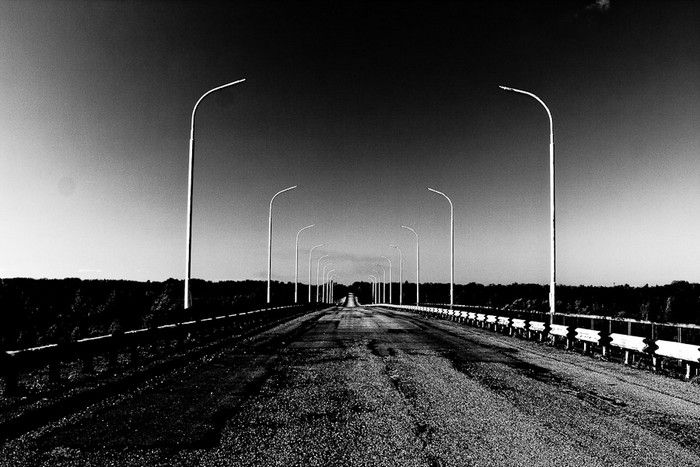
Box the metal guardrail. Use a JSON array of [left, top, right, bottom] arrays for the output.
[[420, 302, 700, 345], [374, 303, 700, 381], [1, 304, 311, 395]]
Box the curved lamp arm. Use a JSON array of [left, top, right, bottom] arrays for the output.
[[498, 85, 553, 141], [185, 78, 246, 309], [190, 79, 246, 138]]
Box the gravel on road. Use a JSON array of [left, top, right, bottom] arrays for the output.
[[2, 306, 700, 466]]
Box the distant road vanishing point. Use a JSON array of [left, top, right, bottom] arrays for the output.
[[342, 292, 359, 307]]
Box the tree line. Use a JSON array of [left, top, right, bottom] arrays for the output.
[[352, 280, 700, 324], [3, 278, 700, 351], [0, 278, 298, 350]]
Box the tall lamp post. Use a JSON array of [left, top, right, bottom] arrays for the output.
[[376, 265, 386, 303], [381, 255, 392, 304], [401, 225, 420, 305], [184, 78, 246, 309], [308, 243, 325, 303], [324, 268, 335, 303], [294, 224, 315, 303], [334, 277, 339, 303], [499, 85, 556, 322], [328, 276, 333, 303], [316, 254, 329, 302], [331, 274, 337, 303], [369, 275, 377, 303], [329, 275, 336, 303], [428, 187, 454, 309], [322, 264, 333, 303], [390, 244, 403, 305], [267, 185, 297, 304]]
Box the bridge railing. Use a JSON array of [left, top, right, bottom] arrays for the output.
[[419, 302, 700, 345], [372, 303, 700, 381], [0, 303, 313, 396]]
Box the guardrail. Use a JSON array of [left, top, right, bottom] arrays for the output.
[[1, 304, 312, 395], [372, 303, 700, 381], [422, 302, 700, 345]]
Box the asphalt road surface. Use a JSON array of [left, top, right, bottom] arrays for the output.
[[3, 305, 700, 466]]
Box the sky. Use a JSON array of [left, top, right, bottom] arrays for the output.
[[1, 0, 699, 286]]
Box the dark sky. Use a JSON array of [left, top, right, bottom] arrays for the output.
[[1, 0, 699, 285]]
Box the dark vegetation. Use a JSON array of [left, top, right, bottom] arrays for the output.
[[353, 280, 700, 325], [0, 278, 300, 351], [4, 278, 700, 352]]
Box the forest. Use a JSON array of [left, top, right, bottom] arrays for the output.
[[0, 278, 295, 350], [3, 278, 700, 351], [353, 280, 700, 324]]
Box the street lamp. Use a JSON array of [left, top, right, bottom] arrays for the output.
[[329, 274, 337, 303], [331, 275, 337, 303], [267, 185, 297, 304], [322, 264, 333, 303], [376, 264, 386, 303], [328, 270, 335, 303], [324, 268, 335, 303], [499, 85, 556, 321], [368, 275, 376, 303], [390, 244, 403, 305], [401, 225, 420, 305], [294, 224, 315, 303], [308, 243, 325, 303], [316, 254, 329, 302], [428, 187, 454, 309], [184, 78, 246, 309], [381, 255, 392, 304], [373, 277, 377, 303], [333, 276, 340, 303]]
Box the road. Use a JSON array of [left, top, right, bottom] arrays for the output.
[[2, 304, 700, 466]]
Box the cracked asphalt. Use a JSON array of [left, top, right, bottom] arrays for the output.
[[2, 305, 700, 466]]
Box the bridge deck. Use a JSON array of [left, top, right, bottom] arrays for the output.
[[3, 306, 700, 466]]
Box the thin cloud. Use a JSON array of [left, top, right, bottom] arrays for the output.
[[586, 0, 611, 13], [78, 268, 102, 275]]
